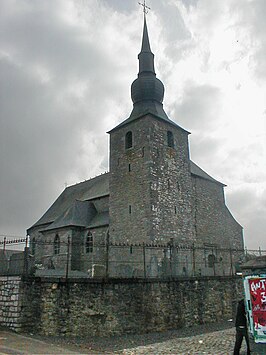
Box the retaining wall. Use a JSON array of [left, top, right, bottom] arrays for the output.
[[0, 276, 243, 336], [0, 276, 23, 331]]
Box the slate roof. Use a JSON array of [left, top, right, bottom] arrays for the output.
[[241, 255, 266, 270], [41, 200, 97, 232], [88, 211, 109, 228], [28, 163, 223, 233], [27, 173, 109, 232], [190, 161, 226, 186], [108, 110, 190, 134]]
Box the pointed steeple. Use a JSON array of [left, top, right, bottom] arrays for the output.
[[109, 15, 187, 132], [141, 16, 151, 52], [138, 16, 155, 74], [130, 17, 165, 115]]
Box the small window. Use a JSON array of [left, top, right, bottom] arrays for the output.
[[86, 232, 93, 253], [128, 163, 131, 172], [167, 131, 174, 148], [174, 206, 177, 214], [129, 205, 132, 214], [208, 254, 216, 268], [125, 131, 133, 149], [167, 179, 171, 190], [54, 234, 60, 255], [142, 147, 145, 157], [31, 237, 36, 256]]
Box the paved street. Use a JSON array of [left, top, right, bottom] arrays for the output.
[[119, 327, 247, 354], [0, 324, 265, 354]]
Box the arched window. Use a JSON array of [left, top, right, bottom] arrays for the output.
[[54, 234, 60, 255], [31, 237, 36, 256], [167, 131, 174, 148], [208, 254, 216, 268], [86, 232, 93, 253], [125, 131, 133, 149]]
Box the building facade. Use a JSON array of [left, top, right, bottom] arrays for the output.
[[27, 18, 243, 278]]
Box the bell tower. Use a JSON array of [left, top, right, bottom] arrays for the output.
[[108, 15, 195, 245]]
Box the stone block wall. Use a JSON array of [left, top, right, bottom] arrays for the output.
[[109, 114, 195, 245], [0, 276, 22, 331], [192, 176, 243, 250], [15, 276, 243, 337]]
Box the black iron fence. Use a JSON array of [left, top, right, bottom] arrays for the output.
[[0, 237, 265, 279]]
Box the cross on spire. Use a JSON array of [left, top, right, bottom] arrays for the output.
[[138, 0, 151, 15]]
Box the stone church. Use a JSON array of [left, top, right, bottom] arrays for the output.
[[27, 18, 243, 277]]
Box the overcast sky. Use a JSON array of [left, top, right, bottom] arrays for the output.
[[0, 0, 265, 250]]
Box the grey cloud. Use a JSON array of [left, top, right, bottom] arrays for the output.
[[0, 0, 265, 252], [230, 0, 266, 79], [226, 188, 266, 249], [171, 83, 222, 131], [101, 0, 136, 14], [181, 0, 199, 10], [189, 135, 222, 166], [0, 1, 122, 237]]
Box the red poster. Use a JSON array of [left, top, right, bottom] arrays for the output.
[[249, 278, 266, 337]]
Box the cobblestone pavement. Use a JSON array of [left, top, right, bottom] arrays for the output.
[[1, 323, 266, 354], [117, 327, 246, 354]]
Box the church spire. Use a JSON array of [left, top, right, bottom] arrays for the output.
[[130, 16, 165, 112], [141, 16, 151, 51], [138, 16, 155, 74], [109, 8, 177, 132]]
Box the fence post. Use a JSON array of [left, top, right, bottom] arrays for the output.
[[66, 236, 70, 280], [105, 233, 109, 278], [23, 235, 29, 277], [192, 243, 196, 276], [229, 248, 233, 276], [212, 247, 216, 276], [143, 243, 146, 278], [245, 247, 248, 262], [3, 237, 6, 255]]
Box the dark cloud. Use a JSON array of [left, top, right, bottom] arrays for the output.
[[0, 1, 120, 236]]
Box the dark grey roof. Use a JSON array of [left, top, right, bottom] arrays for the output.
[[28, 173, 109, 231], [41, 200, 97, 232], [108, 109, 190, 134], [241, 255, 266, 270], [88, 211, 109, 228], [28, 162, 224, 232], [190, 161, 225, 186]]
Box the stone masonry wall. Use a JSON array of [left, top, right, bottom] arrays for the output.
[[0, 276, 23, 331], [109, 114, 195, 245], [192, 176, 243, 249], [15, 276, 243, 337]]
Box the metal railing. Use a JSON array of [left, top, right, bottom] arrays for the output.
[[0, 237, 265, 279]]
